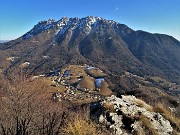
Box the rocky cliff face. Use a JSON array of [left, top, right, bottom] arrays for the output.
[[91, 95, 173, 135]]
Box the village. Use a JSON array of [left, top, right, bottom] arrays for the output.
[[44, 64, 112, 103]]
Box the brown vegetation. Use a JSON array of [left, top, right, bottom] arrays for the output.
[[78, 77, 95, 90], [99, 81, 112, 96], [153, 103, 180, 134], [137, 115, 159, 135], [102, 102, 114, 112], [86, 68, 107, 78], [0, 72, 110, 135], [62, 111, 97, 135], [0, 73, 66, 135], [134, 98, 153, 112]]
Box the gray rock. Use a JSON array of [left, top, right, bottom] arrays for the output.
[[91, 95, 173, 135]]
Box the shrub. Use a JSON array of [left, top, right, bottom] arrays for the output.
[[62, 113, 97, 135]]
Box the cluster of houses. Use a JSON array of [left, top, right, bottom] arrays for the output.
[[49, 65, 104, 102], [52, 89, 102, 102]]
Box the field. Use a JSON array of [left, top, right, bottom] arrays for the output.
[[29, 65, 112, 105]]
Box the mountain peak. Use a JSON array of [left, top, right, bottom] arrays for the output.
[[22, 16, 125, 40], [1, 16, 180, 86], [48, 18, 55, 22]]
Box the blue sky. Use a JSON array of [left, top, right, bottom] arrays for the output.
[[0, 0, 180, 40]]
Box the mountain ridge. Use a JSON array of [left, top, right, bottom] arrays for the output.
[[22, 16, 180, 41], [0, 16, 179, 85]]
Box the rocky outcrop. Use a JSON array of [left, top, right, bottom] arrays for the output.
[[91, 95, 173, 135]]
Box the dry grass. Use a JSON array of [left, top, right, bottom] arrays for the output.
[[62, 65, 87, 77], [78, 77, 95, 90], [150, 76, 171, 85], [138, 115, 159, 135], [86, 68, 107, 78], [153, 103, 180, 134], [134, 98, 153, 112], [62, 108, 111, 135], [153, 103, 166, 113], [40, 78, 66, 93], [68, 76, 79, 84], [62, 113, 97, 135], [99, 81, 112, 96], [150, 76, 164, 82], [102, 102, 114, 112]]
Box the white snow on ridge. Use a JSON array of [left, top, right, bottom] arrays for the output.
[[55, 16, 100, 35], [24, 16, 121, 40], [55, 17, 70, 35]]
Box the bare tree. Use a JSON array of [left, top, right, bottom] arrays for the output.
[[0, 72, 66, 135]]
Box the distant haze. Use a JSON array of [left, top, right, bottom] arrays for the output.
[[0, 40, 10, 43]]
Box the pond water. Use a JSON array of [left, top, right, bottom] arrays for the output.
[[95, 78, 104, 87]]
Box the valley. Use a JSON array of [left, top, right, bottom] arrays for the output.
[[37, 64, 112, 103], [0, 16, 180, 134]]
